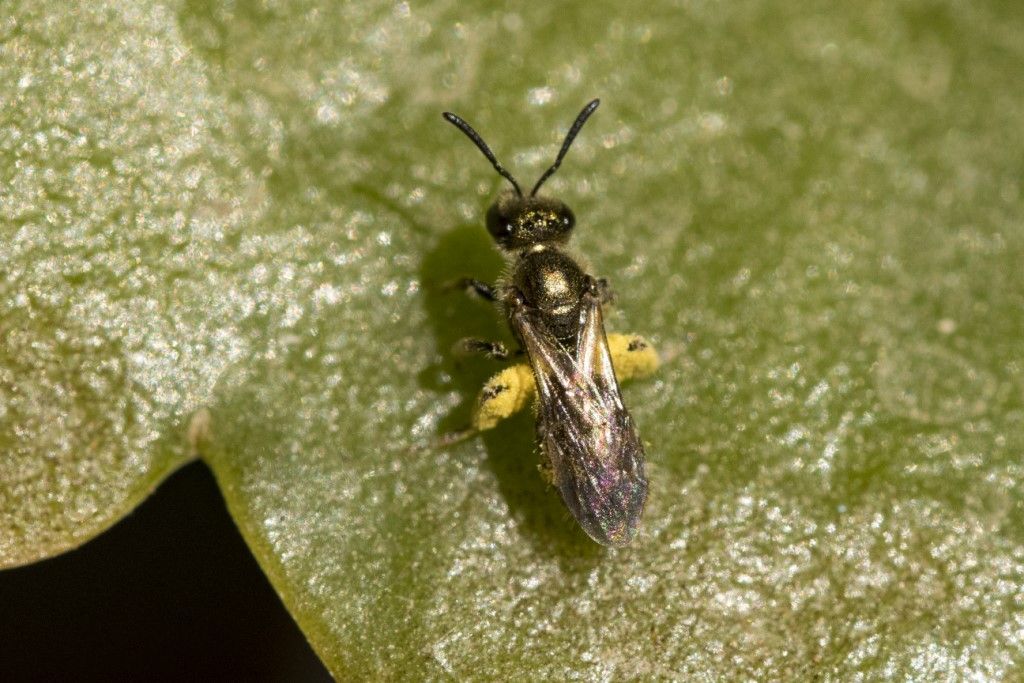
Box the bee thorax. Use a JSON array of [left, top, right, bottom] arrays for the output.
[[510, 248, 588, 344]]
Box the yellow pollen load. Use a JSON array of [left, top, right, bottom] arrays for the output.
[[471, 333, 659, 431]]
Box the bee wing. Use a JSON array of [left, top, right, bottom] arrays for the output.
[[512, 291, 648, 546], [575, 288, 624, 400]]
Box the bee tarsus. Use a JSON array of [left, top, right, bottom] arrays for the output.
[[450, 277, 499, 302], [454, 338, 510, 360]]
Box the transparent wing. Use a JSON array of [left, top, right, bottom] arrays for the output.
[[512, 290, 648, 546]]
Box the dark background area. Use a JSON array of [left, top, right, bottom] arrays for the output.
[[0, 462, 332, 682]]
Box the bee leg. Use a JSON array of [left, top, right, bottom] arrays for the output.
[[472, 363, 536, 431], [596, 277, 615, 305], [537, 460, 556, 486], [436, 363, 533, 446], [434, 427, 476, 449], [454, 338, 510, 360], [606, 333, 660, 380], [449, 277, 498, 302]]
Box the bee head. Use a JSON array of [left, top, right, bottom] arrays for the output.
[[443, 98, 600, 250], [486, 191, 575, 250]]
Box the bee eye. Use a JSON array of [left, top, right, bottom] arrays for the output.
[[486, 204, 514, 241], [561, 207, 575, 231], [488, 218, 511, 238]]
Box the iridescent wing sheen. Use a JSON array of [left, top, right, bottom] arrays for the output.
[[511, 290, 648, 546]]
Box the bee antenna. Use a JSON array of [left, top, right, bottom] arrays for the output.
[[442, 111, 523, 197], [530, 98, 600, 197]]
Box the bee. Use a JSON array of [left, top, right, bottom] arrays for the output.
[[442, 99, 659, 547]]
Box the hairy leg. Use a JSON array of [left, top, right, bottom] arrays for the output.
[[471, 333, 659, 431]]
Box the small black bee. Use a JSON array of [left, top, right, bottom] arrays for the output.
[[442, 99, 659, 547]]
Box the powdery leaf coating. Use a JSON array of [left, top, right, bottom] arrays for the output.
[[5, 0, 1024, 679]]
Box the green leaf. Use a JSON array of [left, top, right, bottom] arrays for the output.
[[4, 0, 1024, 678]]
